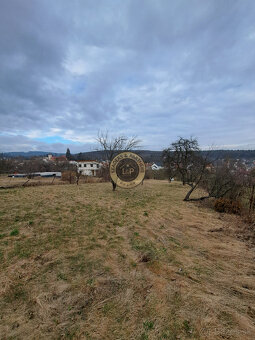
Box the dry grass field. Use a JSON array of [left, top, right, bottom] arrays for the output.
[[0, 175, 65, 188], [0, 180, 255, 339], [0, 175, 102, 189]]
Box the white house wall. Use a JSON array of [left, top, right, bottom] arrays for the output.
[[76, 161, 101, 176]]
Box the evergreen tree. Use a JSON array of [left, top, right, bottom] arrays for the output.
[[66, 148, 71, 160]]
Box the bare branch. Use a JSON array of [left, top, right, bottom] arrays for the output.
[[96, 131, 141, 161]]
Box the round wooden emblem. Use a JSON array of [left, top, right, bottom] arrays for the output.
[[110, 152, 145, 188]]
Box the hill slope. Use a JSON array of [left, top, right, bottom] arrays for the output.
[[2, 149, 255, 163], [0, 151, 63, 158], [0, 181, 255, 339]]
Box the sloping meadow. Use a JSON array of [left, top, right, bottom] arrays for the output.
[[0, 181, 255, 339]]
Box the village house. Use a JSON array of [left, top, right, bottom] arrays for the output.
[[43, 154, 67, 162], [75, 160, 101, 176]]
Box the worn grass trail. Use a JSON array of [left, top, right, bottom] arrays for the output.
[[0, 180, 255, 339]]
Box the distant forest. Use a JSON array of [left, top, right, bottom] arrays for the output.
[[71, 150, 255, 164], [2, 149, 255, 164]]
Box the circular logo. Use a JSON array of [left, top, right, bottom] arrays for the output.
[[110, 152, 145, 188]]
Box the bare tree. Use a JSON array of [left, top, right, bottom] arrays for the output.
[[0, 158, 16, 174], [163, 137, 208, 201], [96, 131, 142, 191]]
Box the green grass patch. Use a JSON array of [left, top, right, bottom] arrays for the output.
[[10, 229, 19, 236]]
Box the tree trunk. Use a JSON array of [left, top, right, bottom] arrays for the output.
[[183, 185, 195, 201], [249, 184, 255, 214], [183, 180, 201, 201], [185, 195, 210, 201], [76, 172, 80, 185], [111, 179, 117, 191]]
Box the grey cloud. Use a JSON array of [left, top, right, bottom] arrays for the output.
[[0, 0, 255, 151]]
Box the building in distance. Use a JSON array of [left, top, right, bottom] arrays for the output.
[[71, 160, 102, 176]]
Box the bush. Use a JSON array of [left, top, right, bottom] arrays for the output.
[[83, 176, 103, 183], [145, 169, 168, 180], [61, 171, 76, 183], [10, 229, 19, 236], [214, 198, 241, 215], [97, 165, 110, 182]]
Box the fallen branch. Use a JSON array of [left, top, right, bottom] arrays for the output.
[[22, 179, 30, 186]]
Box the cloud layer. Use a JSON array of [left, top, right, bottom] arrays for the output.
[[1, 0, 255, 152]]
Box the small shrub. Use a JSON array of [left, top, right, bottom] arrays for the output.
[[143, 320, 154, 331], [214, 198, 241, 215], [61, 171, 76, 184], [10, 229, 19, 236]]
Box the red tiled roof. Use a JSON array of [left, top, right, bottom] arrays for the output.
[[51, 155, 67, 160]]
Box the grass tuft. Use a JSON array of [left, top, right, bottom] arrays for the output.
[[10, 229, 19, 236]]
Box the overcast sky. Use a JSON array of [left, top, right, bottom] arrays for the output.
[[0, 0, 255, 153]]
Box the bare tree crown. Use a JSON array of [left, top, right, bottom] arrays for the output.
[[96, 131, 142, 161]]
